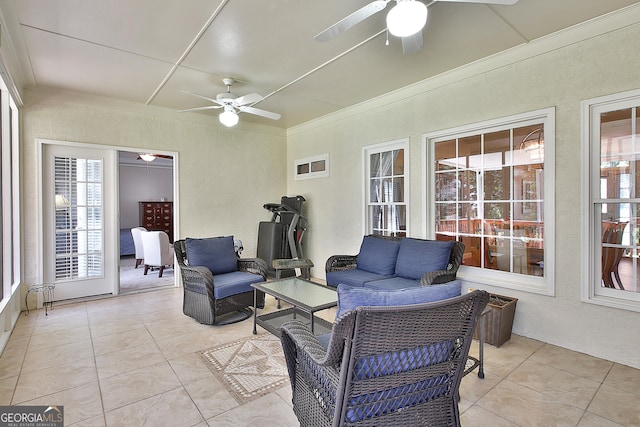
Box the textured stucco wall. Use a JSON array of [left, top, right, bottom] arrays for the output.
[[21, 88, 287, 285], [287, 20, 640, 368]]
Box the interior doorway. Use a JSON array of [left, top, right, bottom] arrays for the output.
[[117, 151, 176, 294]]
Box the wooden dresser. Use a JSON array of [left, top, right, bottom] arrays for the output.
[[139, 201, 173, 242]]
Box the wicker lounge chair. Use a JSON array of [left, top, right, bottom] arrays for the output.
[[280, 290, 489, 427], [174, 239, 267, 325]]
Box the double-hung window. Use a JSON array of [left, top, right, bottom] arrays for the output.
[[425, 109, 554, 294], [582, 90, 640, 311], [364, 139, 408, 236]]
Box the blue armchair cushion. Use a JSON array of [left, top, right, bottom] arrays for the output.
[[336, 280, 462, 318], [356, 236, 401, 276], [185, 236, 238, 275], [394, 238, 453, 280]]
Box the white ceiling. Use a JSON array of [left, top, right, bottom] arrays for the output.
[[1, 0, 638, 129]]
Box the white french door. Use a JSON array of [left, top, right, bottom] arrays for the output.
[[42, 142, 117, 300]]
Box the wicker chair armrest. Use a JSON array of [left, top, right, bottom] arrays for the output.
[[179, 265, 214, 293], [420, 270, 457, 286], [238, 257, 268, 280], [281, 320, 329, 362], [325, 255, 358, 273]]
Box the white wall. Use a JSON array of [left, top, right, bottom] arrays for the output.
[[119, 164, 173, 229], [21, 88, 288, 288], [287, 13, 640, 368]]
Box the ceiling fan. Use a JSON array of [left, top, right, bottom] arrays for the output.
[[315, 0, 520, 55], [137, 153, 173, 162], [180, 78, 281, 127]]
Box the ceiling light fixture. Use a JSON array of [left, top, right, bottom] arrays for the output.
[[386, 0, 428, 38], [520, 128, 544, 163], [219, 106, 239, 127], [139, 153, 156, 162]]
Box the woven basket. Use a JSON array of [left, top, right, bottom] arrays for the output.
[[473, 293, 517, 347]]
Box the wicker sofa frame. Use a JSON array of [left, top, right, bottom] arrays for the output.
[[174, 239, 267, 325], [281, 290, 489, 427], [325, 235, 466, 287]]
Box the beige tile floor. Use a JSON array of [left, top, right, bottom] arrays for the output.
[[1, 286, 639, 426]]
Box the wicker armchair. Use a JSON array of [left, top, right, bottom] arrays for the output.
[[325, 236, 465, 286], [174, 239, 267, 325], [280, 290, 489, 427]]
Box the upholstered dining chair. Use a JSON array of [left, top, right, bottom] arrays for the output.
[[174, 236, 267, 325], [280, 290, 489, 427], [141, 230, 173, 277], [130, 226, 147, 268]]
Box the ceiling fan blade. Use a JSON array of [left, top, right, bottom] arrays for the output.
[[178, 105, 221, 113], [315, 0, 389, 42], [234, 93, 264, 106], [401, 32, 423, 55], [436, 0, 519, 4], [181, 90, 224, 105], [238, 106, 281, 121]]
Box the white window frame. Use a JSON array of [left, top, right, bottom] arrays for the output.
[[294, 153, 329, 180], [423, 108, 555, 295], [363, 139, 409, 236], [581, 89, 640, 312]]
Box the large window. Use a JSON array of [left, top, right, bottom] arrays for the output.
[[0, 74, 20, 305], [425, 109, 554, 294], [364, 140, 408, 236], [582, 90, 640, 310]]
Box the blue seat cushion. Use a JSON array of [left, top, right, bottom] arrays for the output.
[[186, 236, 238, 275], [394, 238, 453, 280], [212, 271, 264, 299], [326, 269, 391, 288], [336, 281, 462, 318], [364, 277, 420, 290], [356, 236, 401, 276]]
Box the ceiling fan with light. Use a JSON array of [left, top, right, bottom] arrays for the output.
[[180, 78, 281, 127], [137, 153, 173, 162], [315, 0, 519, 54]]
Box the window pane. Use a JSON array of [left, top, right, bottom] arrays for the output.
[[435, 172, 458, 202], [460, 170, 478, 202], [435, 203, 457, 234], [380, 151, 393, 176], [392, 177, 404, 202], [370, 153, 380, 178], [435, 139, 458, 171], [516, 126, 544, 166], [393, 149, 404, 175]]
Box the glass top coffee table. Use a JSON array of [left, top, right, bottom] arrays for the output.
[[252, 277, 337, 336]]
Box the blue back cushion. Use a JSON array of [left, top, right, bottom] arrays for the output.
[[185, 236, 238, 275], [336, 280, 462, 318], [394, 238, 453, 280], [356, 236, 401, 276]]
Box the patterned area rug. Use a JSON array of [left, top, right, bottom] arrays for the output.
[[198, 334, 289, 404]]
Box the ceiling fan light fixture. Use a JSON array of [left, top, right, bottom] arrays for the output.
[[219, 108, 239, 127], [387, 0, 428, 38], [139, 153, 156, 162]]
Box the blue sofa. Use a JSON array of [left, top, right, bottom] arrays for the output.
[[325, 235, 465, 290]]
